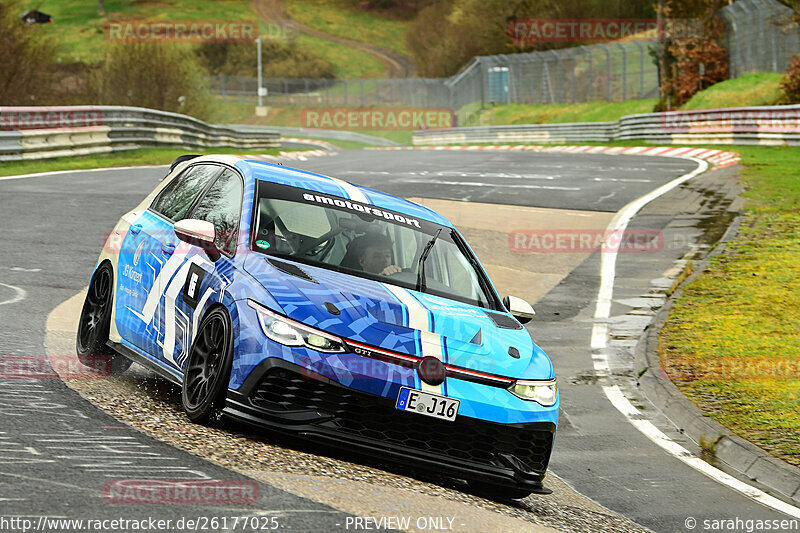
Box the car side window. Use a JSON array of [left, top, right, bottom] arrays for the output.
[[151, 164, 221, 222], [189, 168, 243, 255]]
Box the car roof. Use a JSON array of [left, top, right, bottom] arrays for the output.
[[236, 158, 453, 227]]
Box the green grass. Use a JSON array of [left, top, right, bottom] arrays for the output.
[[285, 0, 410, 56], [38, 0, 261, 62], [463, 99, 659, 126], [681, 73, 786, 110], [0, 146, 292, 178], [34, 0, 380, 78], [293, 33, 385, 78], [658, 146, 800, 467]]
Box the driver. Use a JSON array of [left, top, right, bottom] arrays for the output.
[[348, 233, 402, 276]]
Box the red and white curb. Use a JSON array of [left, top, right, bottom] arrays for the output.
[[368, 145, 740, 169]]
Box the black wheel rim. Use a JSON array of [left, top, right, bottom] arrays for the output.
[[78, 267, 111, 352], [185, 314, 226, 409]]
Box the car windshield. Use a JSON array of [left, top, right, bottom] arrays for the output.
[[251, 182, 497, 309]]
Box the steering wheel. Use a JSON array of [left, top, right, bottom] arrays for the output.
[[297, 226, 344, 256]]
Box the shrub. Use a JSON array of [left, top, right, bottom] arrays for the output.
[[196, 41, 336, 79], [0, 0, 58, 105], [92, 42, 212, 120], [780, 54, 800, 104]]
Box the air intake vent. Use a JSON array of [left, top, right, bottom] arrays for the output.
[[266, 258, 317, 283], [484, 311, 522, 330]]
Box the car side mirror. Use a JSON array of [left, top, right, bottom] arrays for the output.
[[174, 219, 220, 262], [503, 295, 535, 324]]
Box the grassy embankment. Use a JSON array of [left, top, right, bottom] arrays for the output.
[[35, 0, 384, 78], [658, 146, 800, 467]]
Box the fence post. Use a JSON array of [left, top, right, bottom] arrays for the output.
[[632, 40, 645, 99], [598, 43, 611, 101], [615, 42, 627, 102], [581, 46, 593, 100], [566, 49, 577, 104], [305, 78, 310, 105], [549, 50, 562, 104]]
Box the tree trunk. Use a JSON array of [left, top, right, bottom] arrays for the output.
[[98, 0, 105, 16]]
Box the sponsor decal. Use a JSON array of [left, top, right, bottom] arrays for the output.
[[302, 193, 422, 229], [255, 239, 271, 249], [300, 107, 455, 131], [105, 20, 259, 42], [133, 239, 145, 267], [121, 263, 143, 284], [509, 18, 660, 44], [182, 263, 207, 309]]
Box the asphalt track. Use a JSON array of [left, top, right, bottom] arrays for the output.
[[0, 150, 796, 532]]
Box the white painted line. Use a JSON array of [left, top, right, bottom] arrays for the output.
[[591, 156, 800, 519], [0, 282, 26, 307], [405, 180, 580, 191], [0, 165, 167, 182]]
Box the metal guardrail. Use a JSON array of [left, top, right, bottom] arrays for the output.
[[412, 122, 618, 145], [413, 105, 800, 147], [261, 126, 398, 146], [0, 106, 281, 161]]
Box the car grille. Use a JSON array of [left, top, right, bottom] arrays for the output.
[[250, 367, 554, 474]]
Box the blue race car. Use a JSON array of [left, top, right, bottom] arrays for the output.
[[77, 155, 558, 499]]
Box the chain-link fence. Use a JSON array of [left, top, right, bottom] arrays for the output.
[[211, 0, 798, 120], [720, 0, 800, 77], [211, 38, 660, 119]]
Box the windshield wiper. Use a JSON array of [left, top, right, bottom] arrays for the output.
[[416, 228, 442, 292]]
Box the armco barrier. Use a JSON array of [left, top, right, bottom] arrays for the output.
[[414, 105, 800, 146], [0, 106, 281, 161]]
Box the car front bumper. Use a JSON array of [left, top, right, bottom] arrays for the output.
[[224, 358, 556, 491]]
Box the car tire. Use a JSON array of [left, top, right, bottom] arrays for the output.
[[467, 480, 534, 501], [181, 307, 234, 424], [76, 263, 132, 374]]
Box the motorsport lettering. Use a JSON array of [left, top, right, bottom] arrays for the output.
[[302, 193, 422, 228]]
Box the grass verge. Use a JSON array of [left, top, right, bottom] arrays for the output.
[[285, 0, 410, 56], [681, 73, 786, 110], [0, 146, 292, 178], [658, 145, 800, 467], [463, 100, 660, 126]]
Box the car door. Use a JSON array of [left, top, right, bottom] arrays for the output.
[[158, 167, 244, 371], [115, 163, 222, 356]]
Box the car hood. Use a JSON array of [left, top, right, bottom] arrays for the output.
[[244, 255, 554, 380]]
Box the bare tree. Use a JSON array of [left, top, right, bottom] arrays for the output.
[[98, 0, 105, 15]]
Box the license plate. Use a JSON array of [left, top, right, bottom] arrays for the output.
[[395, 387, 459, 422]]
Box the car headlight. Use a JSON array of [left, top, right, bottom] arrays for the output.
[[508, 379, 558, 406], [247, 300, 346, 353]]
